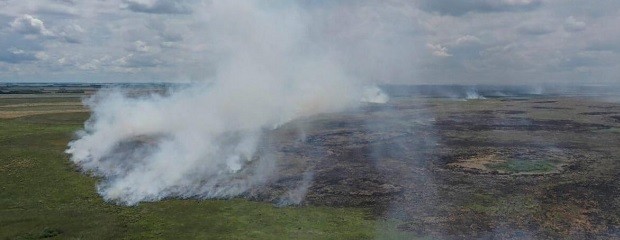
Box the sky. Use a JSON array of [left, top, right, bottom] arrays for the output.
[[0, 0, 618, 85]]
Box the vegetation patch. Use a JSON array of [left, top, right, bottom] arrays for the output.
[[0, 101, 376, 240], [486, 160, 556, 173]]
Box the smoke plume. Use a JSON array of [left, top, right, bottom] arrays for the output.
[[66, 0, 411, 205]]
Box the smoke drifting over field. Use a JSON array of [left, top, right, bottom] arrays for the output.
[[66, 1, 403, 205]]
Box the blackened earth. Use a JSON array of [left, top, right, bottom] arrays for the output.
[[247, 96, 620, 239]]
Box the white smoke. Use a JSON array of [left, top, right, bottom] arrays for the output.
[[66, 0, 415, 205], [361, 85, 390, 104], [277, 170, 314, 207], [465, 88, 486, 100]]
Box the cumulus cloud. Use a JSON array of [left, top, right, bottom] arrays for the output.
[[418, 0, 542, 16], [427, 43, 452, 57], [122, 0, 192, 14], [10, 14, 53, 36], [9, 14, 85, 44], [0, 0, 619, 84]]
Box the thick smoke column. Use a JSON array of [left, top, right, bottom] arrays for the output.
[[67, 0, 412, 205], [67, 1, 361, 205]]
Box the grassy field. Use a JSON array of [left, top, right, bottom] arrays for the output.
[[3, 94, 618, 239], [486, 160, 556, 173], [0, 97, 383, 240]]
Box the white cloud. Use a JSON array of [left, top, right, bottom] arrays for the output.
[[10, 14, 53, 36], [427, 43, 452, 57], [54, 24, 84, 43], [455, 35, 481, 46], [35, 51, 49, 60], [127, 40, 151, 53], [0, 0, 618, 84], [564, 16, 586, 32], [115, 53, 161, 68]]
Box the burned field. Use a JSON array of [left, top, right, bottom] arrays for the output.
[[254, 95, 620, 239], [2, 89, 618, 239]]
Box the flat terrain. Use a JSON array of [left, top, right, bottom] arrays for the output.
[[255, 94, 620, 239], [0, 95, 378, 240], [1, 90, 619, 239]]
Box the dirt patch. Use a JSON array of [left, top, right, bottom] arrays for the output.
[[443, 148, 572, 175], [446, 153, 501, 173]]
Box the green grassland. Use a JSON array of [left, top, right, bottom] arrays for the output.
[[0, 99, 379, 240], [486, 160, 556, 173]]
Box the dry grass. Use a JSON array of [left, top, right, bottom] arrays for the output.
[[0, 101, 83, 108], [447, 154, 503, 172], [0, 109, 89, 119], [0, 99, 88, 119]]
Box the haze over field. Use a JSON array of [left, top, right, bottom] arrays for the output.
[[2, 0, 619, 206]]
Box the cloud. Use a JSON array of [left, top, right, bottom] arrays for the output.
[[557, 54, 609, 71], [0, 29, 45, 64], [564, 16, 586, 32], [427, 43, 452, 57], [418, 0, 542, 16], [10, 14, 53, 36], [122, 0, 192, 14], [585, 42, 619, 53], [126, 40, 151, 53], [0, 0, 618, 84], [454, 35, 482, 46], [52, 0, 76, 5], [54, 24, 84, 43], [159, 30, 183, 42], [145, 20, 184, 43], [116, 53, 161, 68], [0, 47, 39, 63], [78, 56, 109, 71], [517, 24, 555, 35], [9, 14, 84, 43]]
